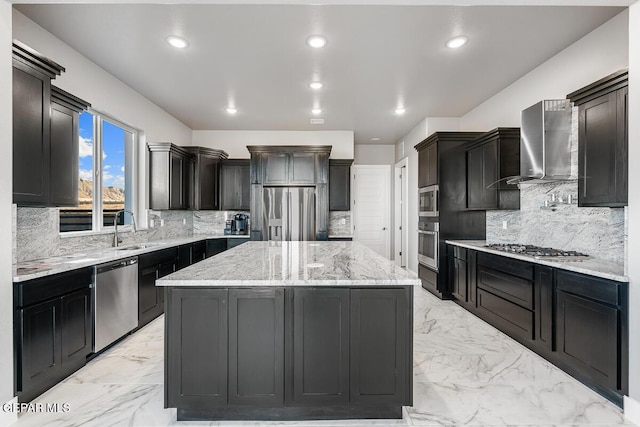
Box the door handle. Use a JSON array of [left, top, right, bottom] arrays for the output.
[[382, 227, 387, 230]]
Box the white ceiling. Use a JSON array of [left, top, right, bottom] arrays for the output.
[[15, 3, 624, 145]]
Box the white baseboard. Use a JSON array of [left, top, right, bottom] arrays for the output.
[[625, 395, 640, 426], [0, 396, 18, 426]]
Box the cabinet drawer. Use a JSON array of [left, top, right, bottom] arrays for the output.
[[556, 270, 620, 306], [477, 289, 534, 342], [477, 266, 533, 310], [478, 252, 533, 280], [448, 245, 467, 261], [418, 264, 437, 292], [15, 267, 93, 308]]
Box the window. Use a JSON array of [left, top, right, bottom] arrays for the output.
[[60, 111, 137, 233]]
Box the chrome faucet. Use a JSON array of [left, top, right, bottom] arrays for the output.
[[113, 209, 137, 247]]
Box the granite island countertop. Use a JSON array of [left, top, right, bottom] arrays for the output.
[[157, 241, 420, 287], [14, 235, 250, 282], [446, 240, 627, 282]]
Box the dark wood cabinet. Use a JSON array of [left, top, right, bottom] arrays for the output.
[[184, 147, 228, 210], [289, 153, 316, 184], [192, 240, 207, 263], [568, 69, 628, 207], [220, 159, 250, 210], [466, 128, 520, 210], [263, 152, 289, 185], [148, 143, 194, 210], [226, 238, 248, 250], [12, 42, 90, 207], [166, 288, 229, 408], [350, 288, 410, 405], [49, 87, 89, 206], [14, 267, 93, 402], [535, 266, 554, 354], [165, 285, 412, 420], [228, 288, 285, 406], [329, 159, 353, 211], [206, 239, 227, 258], [292, 288, 349, 405], [138, 248, 177, 328], [418, 142, 438, 187], [449, 246, 468, 303], [554, 270, 627, 403]]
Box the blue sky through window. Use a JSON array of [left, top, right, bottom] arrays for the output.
[[78, 111, 126, 189]]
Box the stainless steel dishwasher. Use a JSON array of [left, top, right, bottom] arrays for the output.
[[94, 257, 139, 352]]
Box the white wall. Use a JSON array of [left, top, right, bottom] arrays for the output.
[[460, 9, 629, 130], [625, 2, 640, 423], [0, 0, 14, 413], [354, 144, 395, 165], [192, 130, 354, 159]]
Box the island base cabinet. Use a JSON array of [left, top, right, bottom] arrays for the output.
[[350, 289, 411, 406], [165, 286, 413, 421], [166, 288, 228, 409], [291, 288, 349, 405], [228, 288, 285, 406]]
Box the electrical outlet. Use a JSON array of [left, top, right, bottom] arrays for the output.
[[160, 219, 165, 227], [149, 219, 155, 228], [502, 221, 508, 230], [183, 218, 186, 225], [340, 218, 346, 225]]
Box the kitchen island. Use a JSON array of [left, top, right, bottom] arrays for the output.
[[158, 241, 419, 421]]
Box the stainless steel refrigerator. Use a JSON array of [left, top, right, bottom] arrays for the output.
[[263, 187, 316, 241]]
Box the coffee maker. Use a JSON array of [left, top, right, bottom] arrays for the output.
[[224, 214, 249, 235]]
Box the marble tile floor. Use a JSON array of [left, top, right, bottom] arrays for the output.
[[10, 287, 636, 427]]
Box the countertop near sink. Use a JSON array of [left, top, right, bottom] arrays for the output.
[[446, 240, 627, 282], [14, 235, 250, 283]]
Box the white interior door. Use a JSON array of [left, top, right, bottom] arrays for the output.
[[352, 165, 391, 259]]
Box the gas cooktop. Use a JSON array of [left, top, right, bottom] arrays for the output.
[[485, 243, 590, 260]]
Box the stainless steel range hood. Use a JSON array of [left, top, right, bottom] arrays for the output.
[[516, 99, 573, 183]]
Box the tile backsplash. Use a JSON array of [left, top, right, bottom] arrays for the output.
[[485, 106, 625, 263]]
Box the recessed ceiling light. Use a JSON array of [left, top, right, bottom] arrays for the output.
[[311, 108, 322, 115], [306, 35, 327, 48], [166, 35, 189, 49], [446, 36, 468, 49], [370, 137, 381, 141], [226, 107, 237, 114], [395, 108, 406, 115], [309, 81, 324, 90]]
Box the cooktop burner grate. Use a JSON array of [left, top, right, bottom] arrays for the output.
[[485, 243, 589, 259]]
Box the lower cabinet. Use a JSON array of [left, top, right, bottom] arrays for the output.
[[14, 268, 93, 402], [292, 288, 349, 405], [165, 286, 412, 420], [446, 244, 628, 406], [206, 239, 227, 258], [138, 248, 177, 328]]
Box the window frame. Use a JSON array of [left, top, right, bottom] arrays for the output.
[[60, 109, 139, 235]]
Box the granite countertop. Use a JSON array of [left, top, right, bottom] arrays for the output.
[[446, 240, 627, 282], [14, 235, 250, 282], [328, 234, 353, 238], [157, 241, 420, 287]]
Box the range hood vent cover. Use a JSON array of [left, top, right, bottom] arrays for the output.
[[517, 99, 573, 183]]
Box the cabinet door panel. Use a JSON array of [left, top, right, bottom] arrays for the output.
[[138, 266, 161, 327], [556, 291, 618, 390], [426, 144, 438, 186], [50, 103, 78, 206], [579, 93, 617, 205], [481, 141, 498, 207], [466, 146, 483, 209], [166, 288, 228, 407], [18, 299, 62, 395], [61, 288, 92, 368], [350, 288, 408, 405], [197, 155, 220, 210], [264, 153, 289, 185], [229, 288, 285, 406], [290, 153, 315, 185], [616, 87, 628, 204], [329, 163, 351, 211], [13, 64, 50, 205], [535, 266, 554, 353], [292, 288, 349, 405], [169, 153, 184, 209]]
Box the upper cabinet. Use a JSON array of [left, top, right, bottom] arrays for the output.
[[329, 159, 353, 211], [568, 69, 628, 207], [49, 87, 91, 207], [465, 128, 520, 211], [417, 143, 438, 187], [183, 147, 228, 210], [12, 41, 90, 207], [148, 143, 194, 210], [248, 146, 331, 187], [220, 159, 250, 211]]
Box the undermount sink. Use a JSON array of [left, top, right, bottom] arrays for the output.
[[116, 245, 148, 251]]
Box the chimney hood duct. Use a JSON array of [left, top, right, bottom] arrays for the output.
[[513, 99, 573, 183]]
